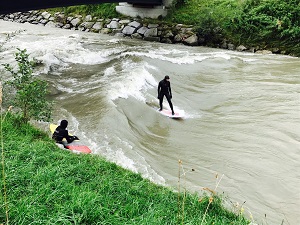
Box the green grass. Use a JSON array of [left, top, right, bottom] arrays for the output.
[[46, 3, 120, 19], [0, 113, 250, 224], [165, 0, 244, 26]]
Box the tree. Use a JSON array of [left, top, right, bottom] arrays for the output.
[[3, 48, 52, 123]]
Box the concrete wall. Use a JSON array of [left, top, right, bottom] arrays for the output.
[[116, 0, 174, 19], [163, 0, 173, 7]]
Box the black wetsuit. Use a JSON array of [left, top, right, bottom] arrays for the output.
[[52, 126, 75, 144], [158, 79, 174, 113], [52, 120, 76, 144]]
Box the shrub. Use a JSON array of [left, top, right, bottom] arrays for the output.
[[225, 0, 300, 47], [3, 49, 52, 123]]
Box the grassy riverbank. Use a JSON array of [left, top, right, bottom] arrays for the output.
[[49, 0, 300, 56], [0, 113, 250, 224]]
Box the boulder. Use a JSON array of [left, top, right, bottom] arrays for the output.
[[92, 22, 104, 31], [85, 15, 92, 21], [271, 48, 280, 54], [122, 25, 137, 35], [221, 40, 228, 49], [162, 30, 173, 38], [55, 13, 65, 23], [183, 34, 198, 46], [31, 11, 39, 15], [28, 15, 37, 22], [45, 21, 56, 28], [107, 20, 120, 29], [132, 33, 143, 39], [144, 28, 158, 37], [248, 47, 256, 53], [174, 34, 184, 42], [55, 22, 64, 28], [67, 16, 73, 22], [62, 24, 71, 29], [40, 19, 48, 25], [137, 26, 148, 35], [41, 11, 51, 19], [161, 38, 173, 44], [105, 19, 111, 24], [111, 29, 122, 35], [20, 14, 29, 21], [148, 24, 159, 28], [175, 24, 183, 30], [78, 26, 85, 31], [119, 19, 130, 25], [128, 21, 141, 29], [227, 43, 235, 50], [236, 45, 247, 51], [101, 28, 111, 34], [37, 15, 43, 21], [71, 18, 81, 27], [80, 22, 95, 30]]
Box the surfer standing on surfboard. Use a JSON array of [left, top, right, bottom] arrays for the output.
[[158, 75, 175, 115]]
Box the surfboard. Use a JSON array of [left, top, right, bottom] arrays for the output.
[[158, 109, 184, 119], [146, 101, 184, 119], [50, 124, 92, 154]]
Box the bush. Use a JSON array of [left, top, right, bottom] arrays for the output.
[[225, 0, 300, 51], [3, 49, 52, 123], [166, 0, 300, 55]]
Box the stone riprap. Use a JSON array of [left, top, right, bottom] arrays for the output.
[[0, 11, 279, 54]]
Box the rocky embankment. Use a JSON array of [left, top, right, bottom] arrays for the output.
[[1, 11, 275, 54]]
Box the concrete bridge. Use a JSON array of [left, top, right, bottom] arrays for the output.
[[0, 0, 173, 18]]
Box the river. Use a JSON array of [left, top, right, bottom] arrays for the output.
[[0, 20, 299, 225]]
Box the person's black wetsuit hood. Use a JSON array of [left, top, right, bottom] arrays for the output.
[[60, 120, 68, 129]]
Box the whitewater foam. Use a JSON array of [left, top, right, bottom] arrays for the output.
[[106, 61, 157, 101], [90, 133, 165, 185], [1, 30, 111, 74]]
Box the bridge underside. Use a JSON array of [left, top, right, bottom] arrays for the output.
[[0, 0, 162, 14]]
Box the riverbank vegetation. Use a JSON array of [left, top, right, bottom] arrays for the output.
[[3, 49, 52, 123], [167, 0, 300, 55], [47, 3, 119, 19], [50, 0, 300, 56], [0, 113, 250, 224]]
